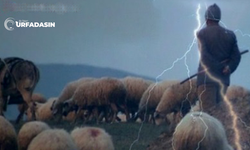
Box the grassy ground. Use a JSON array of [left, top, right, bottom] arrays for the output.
[[12, 120, 167, 150]]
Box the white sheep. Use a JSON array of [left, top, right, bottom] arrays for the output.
[[193, 85, 250, 150], [27, 129, 77, 150], [120, 76, 153, 121], [154, 79, 197, 127], [18, 121, 50, 150], [147, 85, 250, 150], [51, 77, 95, 121], [136, 80, 179, 123], [71, 127, 115, 150], [173, 111, 233, 150], [0, 116, 18, 150], [62, 77, 127, 123]]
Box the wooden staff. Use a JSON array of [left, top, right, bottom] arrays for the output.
[[180, 50, 249, 84]]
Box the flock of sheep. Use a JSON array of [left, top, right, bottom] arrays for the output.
[[1, 74, 250, 150], [23, 76, 198, 126], [0, 117, 114, 150]]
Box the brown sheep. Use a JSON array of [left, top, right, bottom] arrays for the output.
[[154, 79, 197, 127], [18, 93, 47, 121], [173, 111, 233, 150], [135, 80, 179, 123], [51, 77, 95, 122], [26, 97, 57, 121], [71, 127, 115, 150], [0, 116, 18, 150], [18, 121, 50, 150], [26, 97, 79, 122], [27, 129, 77, 150], [120, 76, 153, 121], [62, 77, 127, 123]]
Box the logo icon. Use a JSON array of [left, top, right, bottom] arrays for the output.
[[4, 17, 15, 31]]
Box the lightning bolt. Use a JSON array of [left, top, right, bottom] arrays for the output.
[[196, 6, 246, 150], [129, 82, 156, 150], [130, 3, 204, 150], [199, 60, 242, 150], [131, 2, 249, 150], [200, 12, 250, 150], [234, 29, 250, 38], [172, 4, 209, 150], [176, 3, 250, 150]]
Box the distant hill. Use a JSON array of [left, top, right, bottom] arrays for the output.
[[6, 63, 155, 120], [35, 64, 155, 98]]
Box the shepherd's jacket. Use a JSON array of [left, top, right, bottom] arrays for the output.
[[197, 24, 241, 86]]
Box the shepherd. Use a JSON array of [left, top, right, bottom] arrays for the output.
[[196, 4, 241, 112]]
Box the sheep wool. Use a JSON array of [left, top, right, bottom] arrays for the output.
[[17, 93, 47, 121], [155, 78, 197, 118], [27, 129, 77, 150], [139, 80, 179, 112], [173, 111, 233, 150], [26, 97, 57, 121], [64, 77, 127, 123], [71, 127, 114, 150], [18, 121, 50, 150], [51, 77, 95, 120], [0, 116, 18, 150], [121, 76, 153, 120], [137, 80, 179, 122]]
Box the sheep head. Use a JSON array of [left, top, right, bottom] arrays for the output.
[[62, 99, 77, 117]]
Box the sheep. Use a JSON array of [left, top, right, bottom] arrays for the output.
[[62, 77, 127, 124], [154, 78, 197, 127], [147, 85, 250, 150], [26, 97, 57, 121], [120, 76, 153, 121], [51, 77, 95, 122], [135, 80, 179, 123], [192, 86, 250, 150], [18, 121, 50, 150], [0, 116, 18, 150], [26, 97, 79, 122], [27, 129, 77, 150], [226, 85, 249, 102], [172, 111, 233, 150], [71, 127, 115, 150], [18, 93, 47, 121]]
